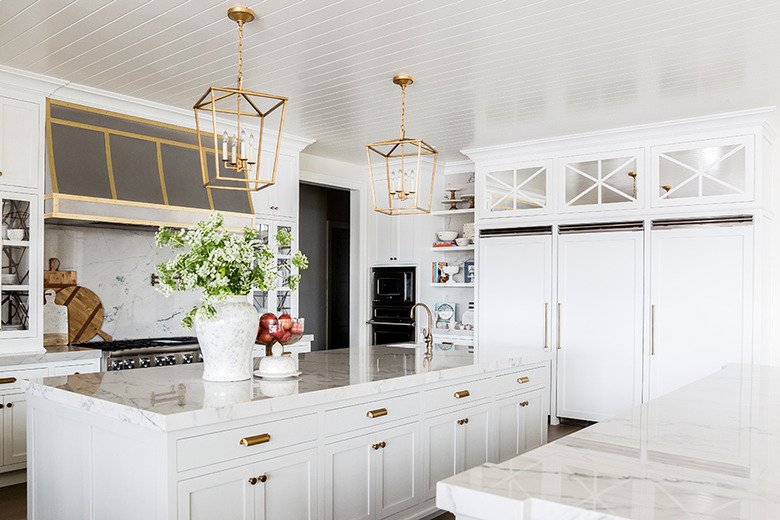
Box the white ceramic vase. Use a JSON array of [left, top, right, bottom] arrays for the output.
[[194, 295, 258, 382]]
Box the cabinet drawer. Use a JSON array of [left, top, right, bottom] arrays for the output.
[[423, 377, 492, 413], [51, 362, 100, 376], [324, 393, 419, 437], [0, 367, 49, 391], [495, 366, 548, 395], [177, 413, 317, 472]]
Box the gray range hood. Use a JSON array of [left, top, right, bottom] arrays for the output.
[[44, 100, 256, 231]]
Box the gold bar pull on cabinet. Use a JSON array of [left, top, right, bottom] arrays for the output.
[[557, 303, 562, 350], [0, 377, 16, 385], [544, 302, 549, 349], [517, 376, 530, 384], [651, 305, 656, 356], [240, 433, 271, 447], [367, 408, 387, 418], [454, 390, 470, 399]]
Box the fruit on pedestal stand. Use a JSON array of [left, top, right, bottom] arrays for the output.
[[278, 314, 293, 331], [290, 321, 304, 335]]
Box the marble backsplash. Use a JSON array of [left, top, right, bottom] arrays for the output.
[[44, 224, 202, 340]]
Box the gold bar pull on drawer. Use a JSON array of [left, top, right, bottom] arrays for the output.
[[0, 377, 16, 385], [367, 408, 388, 418], [240, 433, 271, 447], [517, 376, 530, 384], [454, 390, 470, 399]]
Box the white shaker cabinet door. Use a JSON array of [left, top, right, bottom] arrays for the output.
[[0, 96, 40, 190], [325, 434, 373, 520], [375, 422, 419, 519], [649, 224, 753, 400], [495, 388, 545, 463], [257, 448, 317, 520], [556, 230, 644, 422], [478, 233, 552, 360], [178, 464, 254, 520], [2, 393, 27, 466]]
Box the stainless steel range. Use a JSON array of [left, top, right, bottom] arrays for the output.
[[71, 336, 202, 371]]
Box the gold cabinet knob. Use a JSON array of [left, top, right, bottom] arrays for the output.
[[457, 418, 469, 425], [0, 403, 4, 408], [248, 477, 258, 485], [6, 402, 12, 408], [258, 474, 267, 483], [0, 171, 3, 177], [519, 401, 529, 407], [371, 441, 387, 450]]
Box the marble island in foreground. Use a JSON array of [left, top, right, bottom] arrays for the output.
[[438, 363, 777, 520], [23, 345, 551, 520]]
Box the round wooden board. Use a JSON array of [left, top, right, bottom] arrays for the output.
[[54, 286, 111, 343]]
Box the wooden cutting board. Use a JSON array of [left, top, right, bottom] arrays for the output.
[[54, 286, 112, 343]]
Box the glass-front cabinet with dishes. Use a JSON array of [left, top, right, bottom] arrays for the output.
[[251, 220, 298, 319], [0, 193, 37, 338]]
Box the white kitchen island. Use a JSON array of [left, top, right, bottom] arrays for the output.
[[22, 345, 550, 520], [437, 363, 777, 519]]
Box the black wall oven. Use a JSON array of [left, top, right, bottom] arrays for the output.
[[368, 267, 416, 345]]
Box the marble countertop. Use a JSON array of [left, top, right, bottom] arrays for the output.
[[437, 363, 780, 520], [22, 345, 550, 432], [0, 344, 102, 368]]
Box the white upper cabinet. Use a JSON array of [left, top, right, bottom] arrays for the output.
[[0, 96, 40, 190], [372, 212, 418, 265], [251, 153, 299, 220], [651, 136, 754, 207], [560, 149, 643, 213], [478, 160, 552, 220]]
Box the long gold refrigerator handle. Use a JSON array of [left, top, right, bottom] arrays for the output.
[[651, 305, 656, 355], [557, 303, 562, 350], [544, 302, 549, 350]]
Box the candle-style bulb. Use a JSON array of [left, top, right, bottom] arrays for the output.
[[240, 130, 247, 160], [230, 134, 237, 164], [248, 134, 256, 165], [222, 131, 228, 161]]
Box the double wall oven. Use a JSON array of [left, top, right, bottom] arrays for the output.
[[368, 266, 416, 345]]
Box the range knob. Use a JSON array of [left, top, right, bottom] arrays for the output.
[[166, 355, 176, 365], [182, 353, 193, 364], [111, 360, 123, 371], [123, 359, 136, 370], [139, 357, 151, 368], [154, 357, 166, 367]]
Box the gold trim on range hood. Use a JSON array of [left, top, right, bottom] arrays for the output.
[[45, 99, 256, 231]]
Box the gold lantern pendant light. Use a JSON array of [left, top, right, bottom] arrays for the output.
[[366, 74, 437, 215], [193, 7, 288, 192]]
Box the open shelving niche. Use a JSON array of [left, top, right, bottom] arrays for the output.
[[418, 170, 476, 349]]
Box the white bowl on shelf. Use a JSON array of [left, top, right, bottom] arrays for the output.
[[437, 231, 458, 241], [6, 229, 24, 241], [455, 238, 469, 247]]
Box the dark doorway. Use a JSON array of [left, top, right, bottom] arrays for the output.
[[299, 183, 350, 351]]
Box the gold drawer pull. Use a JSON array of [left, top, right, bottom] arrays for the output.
[[454, 390, 470, 399], [367, 408, 387, 418], [457, 418, 469, 425], [0, 377, 16, 385], [517, 376, 530, 384], [520, 401, 529, 407], [240, 433, 270, 447]]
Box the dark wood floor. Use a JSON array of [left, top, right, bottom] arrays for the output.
[[0, 421, 589, 520]]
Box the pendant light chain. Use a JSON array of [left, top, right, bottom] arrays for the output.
[[237, 20, 244, 88], [399, 83, 406, 140]]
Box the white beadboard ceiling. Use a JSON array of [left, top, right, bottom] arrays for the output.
[[2, 0, 780, 165]]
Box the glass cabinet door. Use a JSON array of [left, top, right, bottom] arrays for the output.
[[652, 136, 753, 206], [1, 197, 31, 335], [251, 221, 297, 318], [562, 153, 641, 211], [481, 162, 550, 218]]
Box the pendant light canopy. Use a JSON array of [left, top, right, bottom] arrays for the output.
[[193, 7, 288, 192], [366, 74, 438, 215]]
